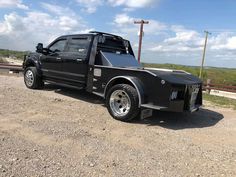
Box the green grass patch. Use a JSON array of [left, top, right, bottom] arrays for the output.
[[142, 63, 236, 86], [203, 93, 236, 110]]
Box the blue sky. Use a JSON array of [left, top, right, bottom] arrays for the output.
[[0, 0, 236, 68]]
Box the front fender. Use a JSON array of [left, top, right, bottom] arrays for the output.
[[23, 53, 42, 76]]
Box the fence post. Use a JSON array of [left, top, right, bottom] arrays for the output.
[[206, 79, 211, 94]]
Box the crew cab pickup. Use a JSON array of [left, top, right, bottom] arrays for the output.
[[23, 31, 202, 121]]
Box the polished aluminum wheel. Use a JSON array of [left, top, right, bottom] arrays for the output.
[[109, 90, 131, 116], [25, 70, 34, 87]]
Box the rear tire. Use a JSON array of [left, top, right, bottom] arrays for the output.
[[24, 67, 44, 89], [106, 84, 140, 122]]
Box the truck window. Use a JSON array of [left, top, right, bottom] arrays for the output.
[[49, 39, 67, 52], [66, 37, 91, 59], [97, 36, 127, 54]]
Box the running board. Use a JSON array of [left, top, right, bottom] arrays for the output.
[[141, 104, 167, 110], [45, 80, 84, 90]]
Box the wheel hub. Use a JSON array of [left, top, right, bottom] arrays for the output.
[[25, 70, 34, 87], [109, 90, 131, 117]]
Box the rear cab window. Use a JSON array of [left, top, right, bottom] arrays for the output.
[[65, 36, 92, 59], [97, 36, 127, 54], [95, 35, 139, 67]]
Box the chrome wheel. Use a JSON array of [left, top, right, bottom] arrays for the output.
[[25, 69, 34, 87], [109, 90, 131, 117]]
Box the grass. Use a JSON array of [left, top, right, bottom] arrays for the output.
[[143, 63, 236, 86], [203, 93, 236, 110], [0, 49, 28, 61]]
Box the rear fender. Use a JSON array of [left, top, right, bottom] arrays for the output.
[[104, 76, 145, 107]]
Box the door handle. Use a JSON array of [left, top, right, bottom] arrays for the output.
[[56, 57, 61, 60], [76, 58, 83, 62]]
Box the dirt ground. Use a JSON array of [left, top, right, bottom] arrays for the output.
[[0, 74, 236, 177]]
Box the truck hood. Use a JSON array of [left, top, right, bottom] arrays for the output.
[[145, 67, 202, 85]]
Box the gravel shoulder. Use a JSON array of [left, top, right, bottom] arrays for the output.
[[0, 75, 236, 177]]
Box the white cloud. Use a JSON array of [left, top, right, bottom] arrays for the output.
[[75, 0, 103, 13], [210, 33, 236, 50], [59, 16, 79, 31], [0, 9, 90, 50], [147, 26, 236, 59], [74, 0, 158, 13], [114, 14, 134, 26], [113, 13, 166, 32], [108, 0, 157, 8], [166, 30, 200, 44], [145, 26, 236, 67], [149, 26, 204, 53], [144, 20, 166, 34], [0, 13, 25, 34], [0, 0, 28, 10], [41, 2, 74, 16], [224, 37, 236, 49]]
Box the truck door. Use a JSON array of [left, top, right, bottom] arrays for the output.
[[40, 38, 67, 80], [61, 36, 92, 87]]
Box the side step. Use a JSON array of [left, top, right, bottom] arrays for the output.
[[141, 104, 167, 110]]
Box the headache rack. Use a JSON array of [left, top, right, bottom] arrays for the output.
[[89, 31, 123, 40], [91, 31, 126, 53]]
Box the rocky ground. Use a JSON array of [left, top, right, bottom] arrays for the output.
[[0, 74, 236, 177], [0, 57, 23, 65]]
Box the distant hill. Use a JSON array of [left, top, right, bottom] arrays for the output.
[[143, 63, 236, 86]]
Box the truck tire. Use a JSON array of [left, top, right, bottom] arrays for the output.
[[106, 84, 140, 122], [24, 67, 44, 89]]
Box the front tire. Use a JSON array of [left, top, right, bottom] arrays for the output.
[[106, 84, 140, 122], [24, 67, 44, 89]]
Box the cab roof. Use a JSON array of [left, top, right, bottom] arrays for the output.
[[60, 31, 124, 40]]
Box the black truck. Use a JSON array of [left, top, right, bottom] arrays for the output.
[[23, 31, 202, 121]]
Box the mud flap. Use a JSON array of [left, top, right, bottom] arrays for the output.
[[140, 109, 153, 119]]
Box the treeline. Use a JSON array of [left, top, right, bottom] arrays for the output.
[[0, 49, 28, 60]]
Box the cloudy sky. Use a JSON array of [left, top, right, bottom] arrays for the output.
[[0, 0, 236, 68]]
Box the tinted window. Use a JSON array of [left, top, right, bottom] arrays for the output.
[[49, 39, 67, 52], [67, 37, 91, 58], [97, 36, 127, 54]]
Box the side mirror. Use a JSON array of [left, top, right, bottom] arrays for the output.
[[36, 43, 43, 53]]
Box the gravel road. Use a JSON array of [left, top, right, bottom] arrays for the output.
[[0, 74, 236, 177]]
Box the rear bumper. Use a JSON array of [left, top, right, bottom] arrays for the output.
[[141, 102, 201, 112], [141, 84, 202, 113]]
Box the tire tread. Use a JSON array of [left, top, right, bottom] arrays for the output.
[[106, 84, 140, 122]]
